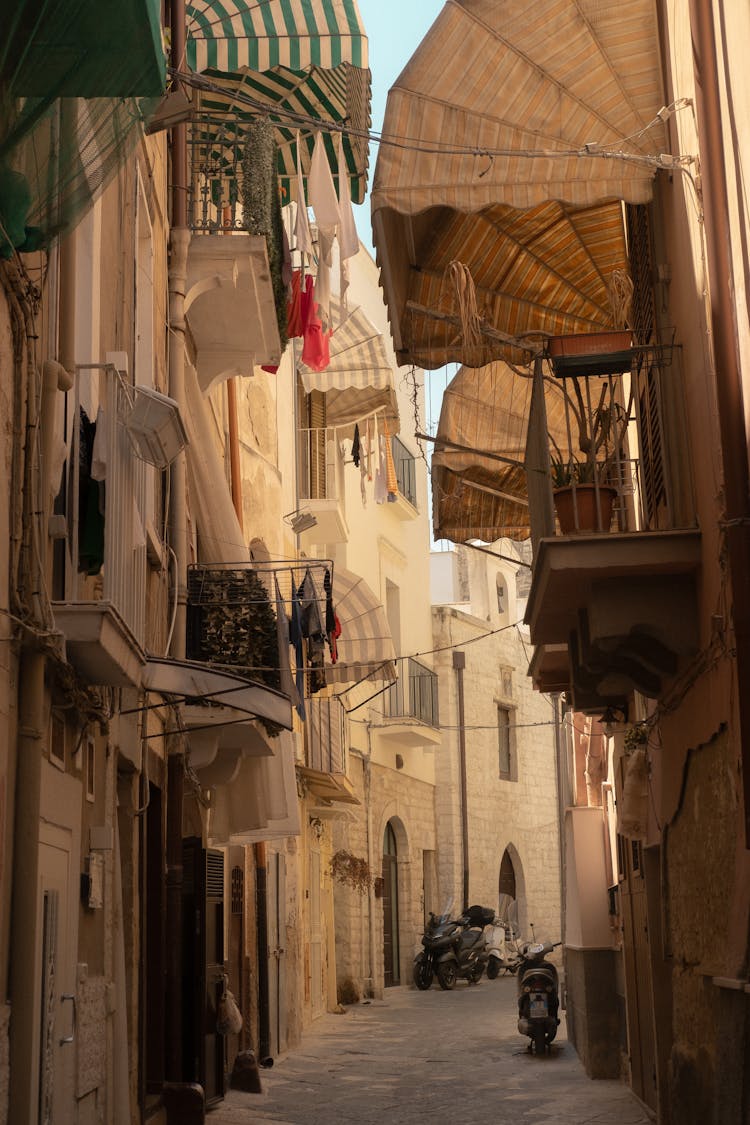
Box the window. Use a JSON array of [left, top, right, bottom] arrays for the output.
[[496, 575, 506, 615], [498, 705, 513, 779]]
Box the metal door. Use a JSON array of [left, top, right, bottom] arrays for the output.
[[267, 851, 288, 1052], [37, 824, 77, 1125]]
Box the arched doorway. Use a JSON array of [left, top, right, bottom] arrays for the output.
[[498, 848, 518, 932], [382, 822, 400, 986]]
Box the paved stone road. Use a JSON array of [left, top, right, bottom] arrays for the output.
[[209, 976, 652, 1125]]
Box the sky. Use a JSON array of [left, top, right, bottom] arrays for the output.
[[352, 0, 444, 250], [351, 1, 453, 485]]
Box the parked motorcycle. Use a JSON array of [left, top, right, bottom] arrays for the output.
[[516, 936, 562, 1053], [486, 917, 522, 978], [413, 904, 494, 991]]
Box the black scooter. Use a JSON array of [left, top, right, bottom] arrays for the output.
[[413, 904, 494, 991], [516, 937, 562, 1053]]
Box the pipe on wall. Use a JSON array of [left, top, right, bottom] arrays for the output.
[[453, 650, 469, 912]]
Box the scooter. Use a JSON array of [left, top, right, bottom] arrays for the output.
[[413, 904, 494, 991], [516, 935, 562, 1053], [486, 917, 523, 978]]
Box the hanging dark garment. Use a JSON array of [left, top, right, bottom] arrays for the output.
[[297, 568, 326, 694], [323, 568, 340, 662], [351, 423, 361, 467], [290, 584, 307, 721], [78, 407, 105, 575]]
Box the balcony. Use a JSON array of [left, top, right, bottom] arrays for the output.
[[377, 657, 441, 745], [298, 696, 359, 805], [52, 365, 149, 687], [524, 340, 701, 714], [296, 426, 348, 544], [388, 435, 419, 518]]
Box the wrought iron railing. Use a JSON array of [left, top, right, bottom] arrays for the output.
[[392, 435, 417, 507], [525, 342, 690, 544], [381, 657, 439, 727]]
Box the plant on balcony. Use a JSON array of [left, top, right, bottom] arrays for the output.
[[330, 849, 372, 895], [241, 118, 288, 353], [548, 382, 629, 533]]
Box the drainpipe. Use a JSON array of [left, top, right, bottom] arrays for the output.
[[688, 0, 750, 847], [164, 0, 189, 1093], [553, 696, 567, 949], [453, 651, 469, 911]]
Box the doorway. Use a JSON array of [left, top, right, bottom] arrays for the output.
[[382, 822, 400, 987]]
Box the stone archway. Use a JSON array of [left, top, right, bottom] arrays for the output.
[[497, 844, 526, 934]]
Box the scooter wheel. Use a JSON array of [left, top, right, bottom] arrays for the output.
[[532, 1027, 546, 1055], [436, 961, 457, 990], [486, 959, 500, 980], [413, 961, 434, 991]]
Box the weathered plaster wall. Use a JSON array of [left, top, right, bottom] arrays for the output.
[[665, 727, 745, 1122]]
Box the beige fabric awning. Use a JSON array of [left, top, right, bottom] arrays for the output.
[[327, 565, 396, 685], [371, 0, 667, 368], [432, 360, 572, 542], [298, 299, 400, 432]]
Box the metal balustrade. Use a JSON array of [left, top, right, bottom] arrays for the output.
[[381, 656, 439, 728]]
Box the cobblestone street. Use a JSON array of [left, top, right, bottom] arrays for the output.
[[209, 977, 652, 1125]]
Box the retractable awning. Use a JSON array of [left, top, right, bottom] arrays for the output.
[[186, 0, 371, 202], [328, 566, 396, 685], [298, 299, 400, 431], [432, 360, 571, 543], [371, 0, 667, 368]]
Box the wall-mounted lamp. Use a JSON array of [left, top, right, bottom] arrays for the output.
[[284, 509, 317, 535], [144, 89, 193, 135], [601, 705, 628, 736], [126, 386, 189, 469]]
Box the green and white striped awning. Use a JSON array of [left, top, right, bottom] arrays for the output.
[[186, 0, 371, 203]]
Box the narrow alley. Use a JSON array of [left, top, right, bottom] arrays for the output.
[[210, 978, 651, 1125]]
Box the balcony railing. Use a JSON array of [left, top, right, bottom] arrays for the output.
[[187, 119, 245, 233], [382, 657, 439, 728], [392, 435, 417, 507], [525, 341, 691, 545]]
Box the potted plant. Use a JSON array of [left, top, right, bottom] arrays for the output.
[[548, 383, 628, 534]]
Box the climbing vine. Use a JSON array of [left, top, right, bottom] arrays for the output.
[[330, 850, 372, 895]]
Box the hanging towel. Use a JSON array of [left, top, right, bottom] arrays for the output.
[[286, 268, 304, 337], [374, 427, 387, 505], [301, 275, 331, 372], [365, 417, 373, 481], [383, 417, 399, 502], [308, 132, 339, 329], [351, 423, 361, 467]]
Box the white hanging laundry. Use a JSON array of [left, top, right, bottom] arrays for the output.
[[294, 131, 313, 260], [308, 131, 340, 329], [337, 132, 359, 314]]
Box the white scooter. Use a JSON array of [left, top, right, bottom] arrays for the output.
[[486, 917, 523, 978]]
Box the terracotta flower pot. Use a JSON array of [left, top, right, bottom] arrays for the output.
[[553, 485, 617, 534]]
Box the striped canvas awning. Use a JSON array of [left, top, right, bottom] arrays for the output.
[[328, 566, 396, 685], [371, 0, 667, 367], [432, 360, 575, 543], [186, 0, 371, 202], [298, 299, 400, 431]]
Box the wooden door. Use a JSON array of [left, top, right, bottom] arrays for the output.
[[619, 835, 657, 1111], [37, 824, 77, 1125], [267, 851, 288, 1052], [382, 823, 400, 987], [309, 847, 324, 1018]]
